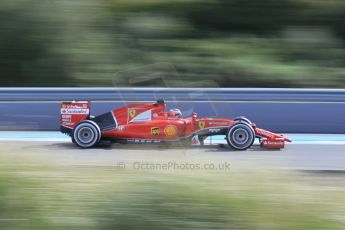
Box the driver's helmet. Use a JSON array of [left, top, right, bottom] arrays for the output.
[[169, 108, 182, 117]]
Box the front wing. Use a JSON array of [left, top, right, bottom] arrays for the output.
[[255, 128, 292, 149]]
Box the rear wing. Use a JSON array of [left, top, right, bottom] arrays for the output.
[[60, 101, 90, 135]]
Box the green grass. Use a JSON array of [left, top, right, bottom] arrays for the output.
[[0, 151, 344, 229]]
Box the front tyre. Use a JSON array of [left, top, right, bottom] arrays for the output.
[[234, 116, 252, 125], [73, 120, 101, 148], [226, 123, 255, 150]]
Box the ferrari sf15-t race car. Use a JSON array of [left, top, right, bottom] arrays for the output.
[[60, 99, 291, 150]]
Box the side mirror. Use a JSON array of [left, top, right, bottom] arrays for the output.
[[154, 99, 165, 105]]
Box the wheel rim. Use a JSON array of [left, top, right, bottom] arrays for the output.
[[227, 123, 255, 150], [77, 127, 95, 144], [232, 128, 249, 145]]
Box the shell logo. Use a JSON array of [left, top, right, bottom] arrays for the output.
[[164, 125, 177, 136]]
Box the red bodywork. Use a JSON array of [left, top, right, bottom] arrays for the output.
[[61, 101, 291, 149]]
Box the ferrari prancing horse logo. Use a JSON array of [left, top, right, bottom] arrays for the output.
[[198, 121, 206, 129], [129, 109, 136, 118], [151, 127, 160, 136]]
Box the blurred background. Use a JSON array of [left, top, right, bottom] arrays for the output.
[[1, 0, 345, 88], [1, 145, 345, 230], [1, 2, 345, 228]]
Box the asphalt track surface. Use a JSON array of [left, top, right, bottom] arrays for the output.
[[1, 132, 344, 171]]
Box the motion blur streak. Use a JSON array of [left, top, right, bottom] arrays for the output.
[[1, 0, 345, 229], [1, 0, 345, 88], [0, 141, 344, 229]]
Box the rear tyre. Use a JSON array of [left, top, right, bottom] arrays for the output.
[[226, 123, 255, 150], [73, 120, 101, 148]]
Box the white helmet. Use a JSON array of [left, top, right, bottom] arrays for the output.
[[169, 108, 182, 117]]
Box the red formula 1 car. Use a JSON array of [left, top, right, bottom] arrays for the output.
[[60, 99, 291, 150]]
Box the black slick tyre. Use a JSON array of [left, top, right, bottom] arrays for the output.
[[233, 116, 252, 125], [73, 120, 101, 148], [226, 122, 255, 150]]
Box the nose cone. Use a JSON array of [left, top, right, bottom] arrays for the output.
[[284, 137, 292, 142]]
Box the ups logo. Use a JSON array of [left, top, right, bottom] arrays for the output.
[[198, 121, 206, 129], [151, 127, 160, 136]]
